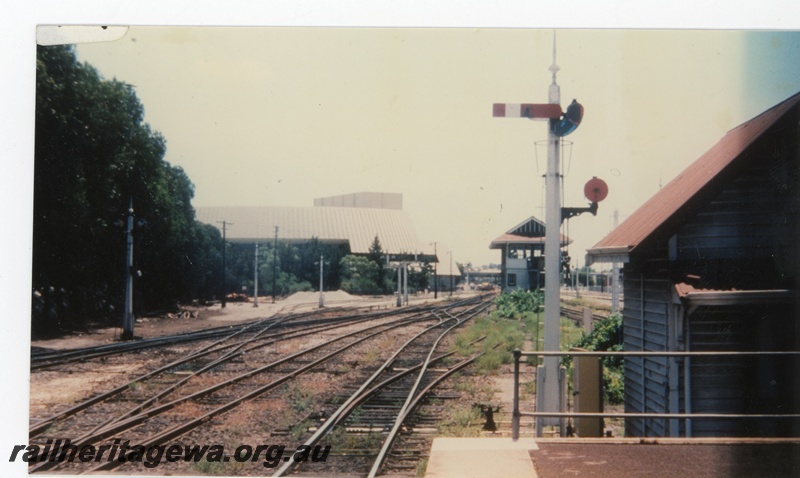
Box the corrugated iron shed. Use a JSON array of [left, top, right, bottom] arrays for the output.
[[196, 206, 434, 257], [588, 92, 800, 264]]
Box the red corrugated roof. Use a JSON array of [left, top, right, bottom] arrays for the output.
[[589, 92, 800, 259]]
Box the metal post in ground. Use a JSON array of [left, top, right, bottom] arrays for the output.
[[272, 226, 278, 304], [253, 243, 259, 307], [122, 198, 135, 340], [318, 253, 325, 308], [513, 349, 521, 440], [397, 263, 402, 307], [539, 38, 563, 432]]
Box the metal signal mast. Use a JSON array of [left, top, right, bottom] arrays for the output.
[[493, 35, 598, 436]]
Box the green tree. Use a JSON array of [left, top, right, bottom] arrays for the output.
[[32, 45, 220, 336], [408, 261, 433, 293], [339, 255, 381, 295], [366, 235, 387, 292]]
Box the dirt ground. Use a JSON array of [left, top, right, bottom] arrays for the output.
[[30, 290, 446, 351], [28, 291, 458, 417]]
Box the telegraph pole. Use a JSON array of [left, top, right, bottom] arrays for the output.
[[272, 226, 278, 303], [253, 243, 259, 307], [403, 261, 408, 305], [449, 251, 453, 297], [121, 197, 135, 340], [318, 253, 325, 308], [433, 242, 438, 299], [611, 209, 620, 313], [396, 260, 402, 307], [217, 221, 231, 308]]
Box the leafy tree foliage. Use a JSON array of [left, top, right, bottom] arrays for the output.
[[493, 289, 544, 318], [366, 235, 388, 292], [339, 255, 382, 295], [223, 240, 344, 298], [32, 45, 221, 336], [408, 261, 433, 293]]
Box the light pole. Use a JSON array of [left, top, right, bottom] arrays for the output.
[[217, 220, 232, 309], [272, 226, 278, 303], [449, 251, 453, 298], [403, 260, 408, 305], [432, 242, 438, 299], [317, 253, 326, 308], [396, 259, 402, 307], [253, 243, 259, 307], [122, 197, 135, 340]]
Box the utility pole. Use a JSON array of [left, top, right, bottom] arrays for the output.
[[403, 260, 408, 305], [612, 209, 620, 313], [433, 242, 438, 299], [396, 260, 402, 307], [449, 251, 453, 297], [253, 243, 259, 307], [121, 197, 135, 340], [217, 220, 231, 309], [318, 253, 325, 308], [272, 226, 278, 304]]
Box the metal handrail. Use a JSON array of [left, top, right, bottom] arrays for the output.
[[511, 349, 800, 440]]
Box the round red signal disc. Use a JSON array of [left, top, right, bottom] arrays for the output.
[[584, 177, 608, 203]]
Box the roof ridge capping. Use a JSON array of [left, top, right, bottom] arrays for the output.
[[587, 90, 800, 264]]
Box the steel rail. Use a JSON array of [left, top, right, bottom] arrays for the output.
[[30, 305, 433, 438], [328, 335, 488, 427], [31, 311, 432, 473], [29, 305, 409, 370], [30, 297, 489, 474], [367, 300, 492, 478], [60, 311, 385, 449], [271, 298, 492, 477], [81, 310, 444, 474], [83, 310, 406, 430], [29, 313, 297, 368], [28, 316, 277, 437]]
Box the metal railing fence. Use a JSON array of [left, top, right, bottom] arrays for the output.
[[511, 349, 800, 440]]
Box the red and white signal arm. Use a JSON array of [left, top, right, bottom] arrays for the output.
[[584, 177, 608, 203], [492, 103, 562, 120]]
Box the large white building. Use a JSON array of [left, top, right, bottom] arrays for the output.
[[196, 192, 435, 261]]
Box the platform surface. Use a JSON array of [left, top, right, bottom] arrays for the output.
[[425, 437, 538, 478]]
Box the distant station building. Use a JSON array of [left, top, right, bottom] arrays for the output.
[[468, 267, 503, 290], [489, 217, 571, 293], [588, 93, 800, 438], [196, 192, 435, 261]]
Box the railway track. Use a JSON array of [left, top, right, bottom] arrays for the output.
[[273, 298, 492, 477], [28, 295, 495, 475]]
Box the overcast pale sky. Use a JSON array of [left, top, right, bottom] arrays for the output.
[[69, 27, 800, 266]]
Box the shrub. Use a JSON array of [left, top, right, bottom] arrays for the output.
[[493, 289, 543, 318]]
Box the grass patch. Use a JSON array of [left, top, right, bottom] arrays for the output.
[[452, 314, 525, 373], [437, 406, 483, 437], [416, 458, 428, 477]]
